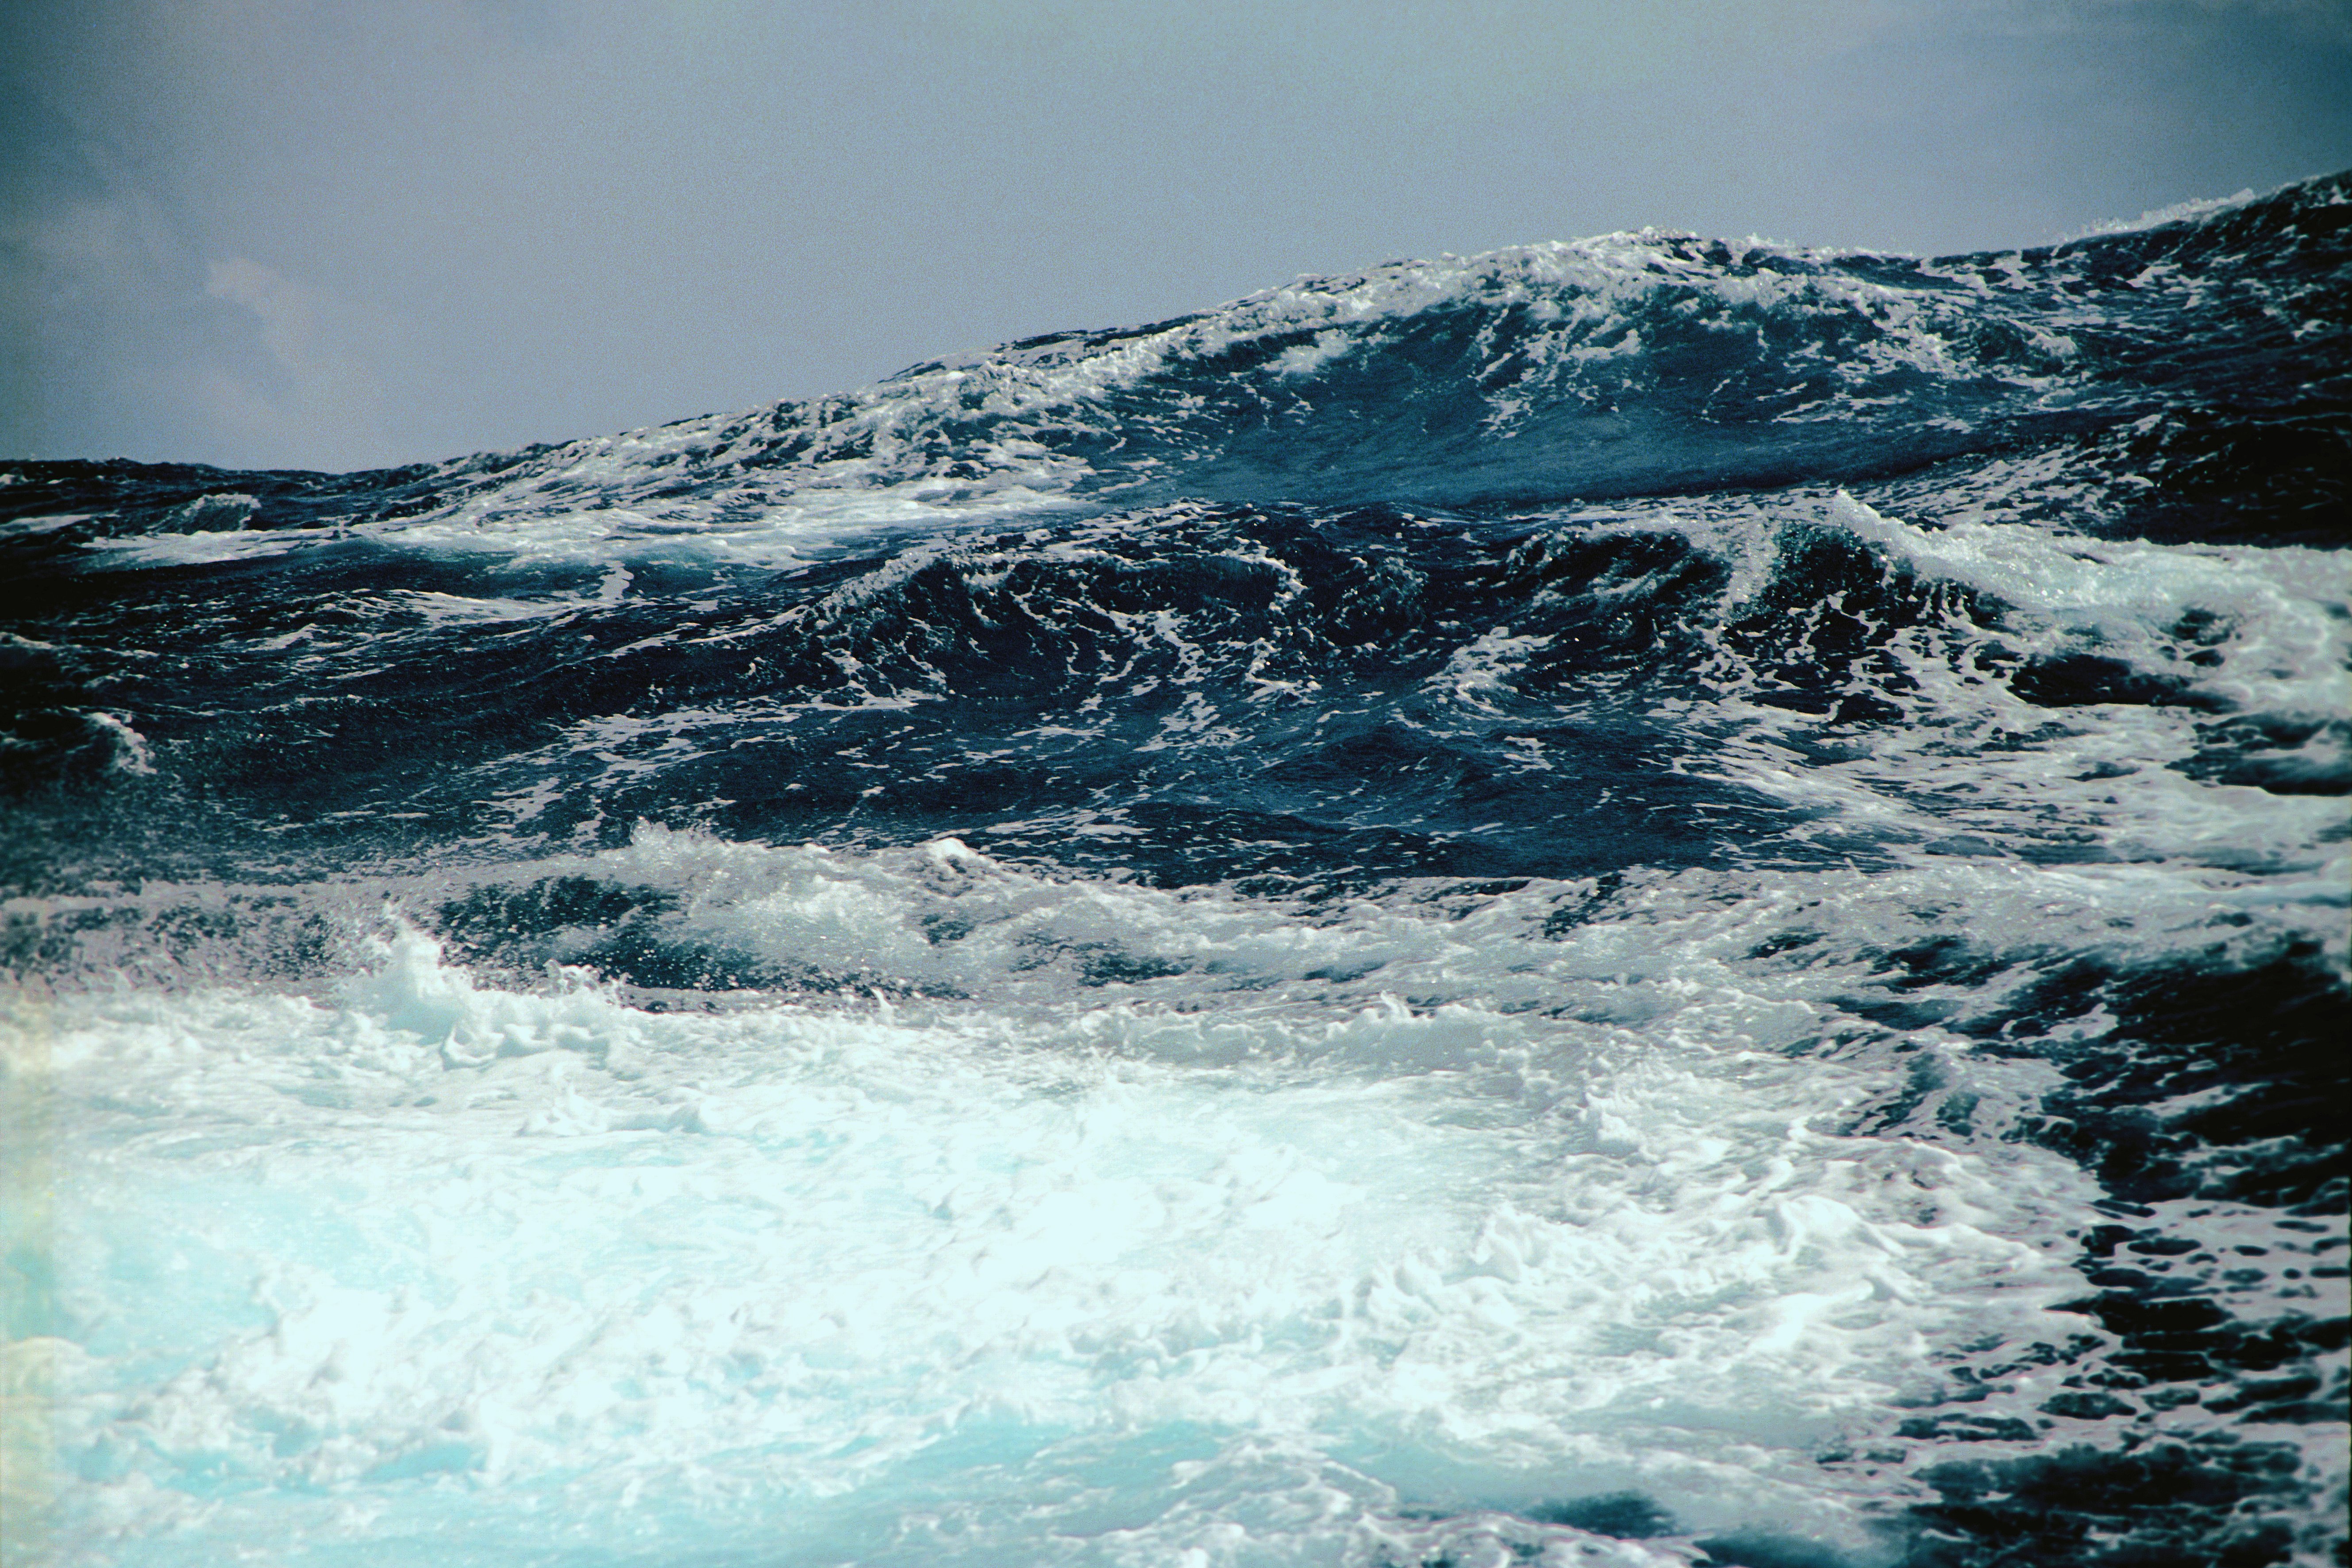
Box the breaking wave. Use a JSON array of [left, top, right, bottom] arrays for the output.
[[2, 173, 2346, 1568]]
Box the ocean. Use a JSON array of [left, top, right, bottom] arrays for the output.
[[1, 173, 2345, 1568]]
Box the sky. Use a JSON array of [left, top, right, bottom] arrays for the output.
[[3, 0, 2348, 473]]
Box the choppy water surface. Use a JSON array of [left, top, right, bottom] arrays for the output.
[[2, 176, 2346, 1567]]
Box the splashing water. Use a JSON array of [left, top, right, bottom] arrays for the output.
[[3, 173, 2347, 1568]]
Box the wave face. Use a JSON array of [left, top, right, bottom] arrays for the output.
[[3, 175, 2346, 1568]]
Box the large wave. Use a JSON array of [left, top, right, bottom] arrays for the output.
[[2, 173, 2346, 1568]]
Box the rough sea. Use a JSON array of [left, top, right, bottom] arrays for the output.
[[2, 173, 2346, 1568]]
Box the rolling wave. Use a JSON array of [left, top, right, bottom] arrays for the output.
[[2, 173, 2345, 1568]]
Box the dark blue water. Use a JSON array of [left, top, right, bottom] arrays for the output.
[[2, 175, 2345, 1568]]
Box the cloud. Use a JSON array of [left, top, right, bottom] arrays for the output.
[[1938, 0, 2352, 44], [2141, 0, 2352, 41], [922, 0, 1898, 121], [200, 257, 393, 471]]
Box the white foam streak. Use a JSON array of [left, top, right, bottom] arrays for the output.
[[12, 848, 2131, 1564], [1648, 493, 2352, 881]]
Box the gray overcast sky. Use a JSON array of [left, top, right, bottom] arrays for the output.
[[4, 0, 2348, 473]]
